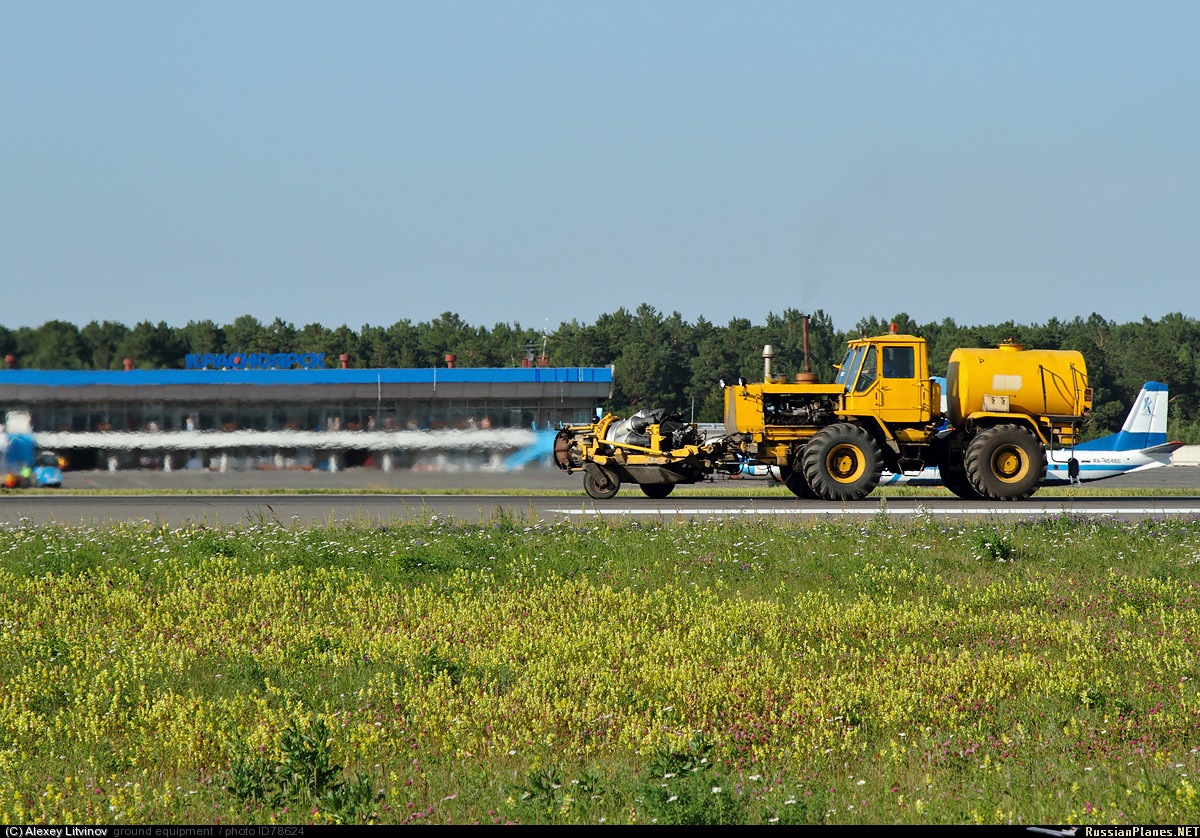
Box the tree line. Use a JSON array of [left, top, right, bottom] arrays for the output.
[[3, 308, 1199, 442]]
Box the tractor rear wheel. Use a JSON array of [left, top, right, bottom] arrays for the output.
[[964, 425, 1045, 500], [801, 423, 883, 501], [937, 442, 984, 500], [940, 464, 985, 500]]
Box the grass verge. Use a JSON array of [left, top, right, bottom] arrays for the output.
[[2, 514, 1199, 824]]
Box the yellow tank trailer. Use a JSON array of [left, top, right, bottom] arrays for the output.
[[555, 326, 1092, 502], [946, 343, 1089, 427]]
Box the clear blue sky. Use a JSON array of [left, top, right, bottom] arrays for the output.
[[4, 1, 1197, 334]]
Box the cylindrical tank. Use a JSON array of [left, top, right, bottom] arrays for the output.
[[945, 341, 1088, 426]]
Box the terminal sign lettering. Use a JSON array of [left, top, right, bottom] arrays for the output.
[[185, 352, 326, 370]]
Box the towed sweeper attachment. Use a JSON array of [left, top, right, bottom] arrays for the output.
[[553, 408, 735, 499]]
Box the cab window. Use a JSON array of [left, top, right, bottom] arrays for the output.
[[882, 346, 915, 379], [835, 345, 865, 388], [854, 345, 878, 393]]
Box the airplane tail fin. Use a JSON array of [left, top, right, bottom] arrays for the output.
[[1117, 381, 1169, 447], [1079, 382, 1170, 451]]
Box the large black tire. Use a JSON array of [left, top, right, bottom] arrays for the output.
[[940, 464, 984, 500], [936, 441, 985, 500], [964, 425, 1045, 501], [801, 423, 883, 501], [778, 464, 818, 499], [639, 483, 675, 499], [583, 464, 620, 499]]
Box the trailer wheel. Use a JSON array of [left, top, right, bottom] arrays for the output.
[[639, 483, 675, 499], [583, 464, 620, 499], [801, 423, 883, 501], [964, 425, 1045, 500], [778, 464, 817, 499]]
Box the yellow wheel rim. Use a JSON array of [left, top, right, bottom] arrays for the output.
[[826, 443, 866, 484], [991, 446, 1030, 483]]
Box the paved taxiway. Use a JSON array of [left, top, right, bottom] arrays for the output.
[[2, 465, 1199, 527]]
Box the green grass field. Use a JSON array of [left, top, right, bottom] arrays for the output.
[[3, 513, 1199, 825]]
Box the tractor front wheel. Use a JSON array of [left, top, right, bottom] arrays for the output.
[[801, 423, 883, 501]]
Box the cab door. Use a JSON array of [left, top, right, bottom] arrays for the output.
[[876, 343, 930, 424], [843, 341, 931, 425]]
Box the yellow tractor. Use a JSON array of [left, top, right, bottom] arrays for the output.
[[554, 327, 1092, 503], [722, 331, 1091, 501]]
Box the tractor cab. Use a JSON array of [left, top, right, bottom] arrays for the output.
[[835, 333, 940, 428]]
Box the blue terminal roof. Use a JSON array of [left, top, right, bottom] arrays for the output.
[[0, 367, 613, 387]]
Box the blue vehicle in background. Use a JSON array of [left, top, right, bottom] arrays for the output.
[[1, 411, 63, 488], [31, 450, 65, 487]]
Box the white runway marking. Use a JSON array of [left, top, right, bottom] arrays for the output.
[[547, 506, 1200, 517]]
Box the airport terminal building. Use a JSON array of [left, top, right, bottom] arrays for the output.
[[0, 360, 613, 472]]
